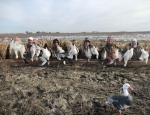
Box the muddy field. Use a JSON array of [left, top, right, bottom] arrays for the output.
[[0, 61, 150, 115]]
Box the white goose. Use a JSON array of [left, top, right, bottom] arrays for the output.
[[56, 46, 66, 65], [67, 43, 79, 61], [85, 46, 99, 62], [106, 83, 133, 115], [9, 39, 26, 60], [101, 48, 107, 64], [30, 44, 41, 62], [139, 48, 149, 64], [112, 48, 119, 66], [38, 44, 51, 66], [123, 48, 133, 67]]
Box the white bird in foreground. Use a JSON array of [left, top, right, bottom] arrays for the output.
[[106, 83, 133, 115]]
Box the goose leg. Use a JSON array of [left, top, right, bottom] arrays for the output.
[[14, 50, 18, 59], [75, 55, 77, 61], [119, 110, 122, 115], [96, 54, 99, 59], [145, 58, 148, 64], [47, 60, 50, 65], [124, 58, 128, 67], [114, 59, 116, 66], [39, 57, 47, 66], [88, 57, 91, 62]]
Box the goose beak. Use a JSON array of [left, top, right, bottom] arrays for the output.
[[128, 86, 133, 90]]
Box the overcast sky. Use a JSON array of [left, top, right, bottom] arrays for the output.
[[0, 0, 150, 33]]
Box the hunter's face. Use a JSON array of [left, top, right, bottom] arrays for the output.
[[84, 41, 90, 46], [132, 41, 136, 46], [107, 37, 113, 44]]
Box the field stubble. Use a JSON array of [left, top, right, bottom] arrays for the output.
[[0, 64, 150, 115]]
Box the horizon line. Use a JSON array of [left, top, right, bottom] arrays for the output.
[[1, 31, 150, 34]]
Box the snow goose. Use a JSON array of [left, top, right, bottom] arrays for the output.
[[106, 83, 133, 115]]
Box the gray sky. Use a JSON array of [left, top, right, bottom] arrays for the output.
[[0, 0, 150, 33]]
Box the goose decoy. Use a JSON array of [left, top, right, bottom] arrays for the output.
[[106, 83, 133, 115]]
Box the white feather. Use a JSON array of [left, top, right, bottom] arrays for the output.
[[85, 46, 99, 62], [9, 40, 26, 59], [68, 44, 79, 60], [123, 48, 133, 67], [139, 49, 149, 64]]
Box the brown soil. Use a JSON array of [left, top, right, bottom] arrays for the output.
[[0, 63, 150, 115]]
